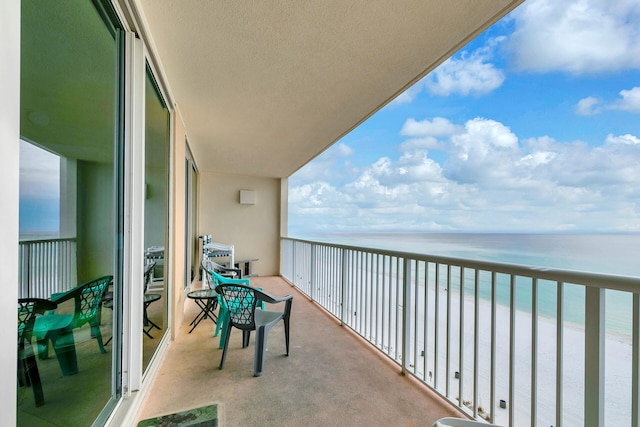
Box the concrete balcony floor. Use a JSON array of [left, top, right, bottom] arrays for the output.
[[137, 276, 460, 426]]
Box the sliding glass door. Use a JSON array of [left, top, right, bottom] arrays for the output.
[[143, 66, 170, 370], [18, 0, 123, 425], [185, 149, 199, 289]]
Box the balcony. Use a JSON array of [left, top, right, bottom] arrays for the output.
[[20, 236, 640, 426], [137, 275, 460, 426]]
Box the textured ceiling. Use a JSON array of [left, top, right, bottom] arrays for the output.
[[137, 0, 523, 178]]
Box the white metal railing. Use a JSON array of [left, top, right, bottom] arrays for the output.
[[281, 237, 640, 427], [18, 237, 77, 298]]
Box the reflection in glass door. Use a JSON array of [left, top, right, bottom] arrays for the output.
[[185, 150, 199, 289], [18, 0, 122, 425], [143, 65, 170, 370]]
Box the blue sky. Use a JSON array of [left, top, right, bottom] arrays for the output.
[[19, 141, 60, 235], [288, 0, 640, 234]]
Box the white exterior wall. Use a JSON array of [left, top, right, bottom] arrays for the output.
[[0, 1, 21, 424], [199, 173, 281, 276]]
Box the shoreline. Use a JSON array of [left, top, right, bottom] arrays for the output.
[[411, 287, 632, 426]]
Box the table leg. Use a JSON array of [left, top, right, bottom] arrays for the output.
[[188, 299, 218, 333]]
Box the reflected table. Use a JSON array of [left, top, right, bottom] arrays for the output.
[[144, 293, 162, 338], [186, 289, 218, 333]]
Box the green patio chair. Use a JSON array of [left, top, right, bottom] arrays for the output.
[[33, 275, 112, 376], [18, 298, 57, 407], [209, 270, 251, 348], [215, 282, 292, 377]]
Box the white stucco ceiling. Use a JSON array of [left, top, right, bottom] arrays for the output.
[[136, 0, 523, 178]]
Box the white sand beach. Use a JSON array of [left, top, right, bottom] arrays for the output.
[[408, 286, 633, 426]]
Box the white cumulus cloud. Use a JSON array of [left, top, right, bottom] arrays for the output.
[[400, 117, 461, 137], [426, 38, 506, 96], [606, 133, 640, 145], [611, 87, 640, 112], [575, 87, 640, 115], [506, 0, 640, 74], [575, 96, 601, 115], [289, 116, 640, 232], [290, 142, 355, 186]]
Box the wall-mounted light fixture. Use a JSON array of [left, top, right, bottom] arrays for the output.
[[239, 189, 255, 205]]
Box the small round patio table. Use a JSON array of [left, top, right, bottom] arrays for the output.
[[186, 289, 218, 333]]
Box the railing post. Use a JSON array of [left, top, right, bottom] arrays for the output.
[[459, 267, 465, 410], [340, 249, 347, 326], [291, 240, 297, 285], [490, 272, 497, 423], [402, 258, 412, 375], [531, 278, 538, 427], [509, 275, 516, 427], [434, 264, 440, 389], [633, 293, 640, 427], [446, 265, 451, 397], [24, 243, 31, 297], [473, 269, 480, 419], [310, 243, 316, 302], [585, 286, 605, 427], [556, 282, 564, 427]]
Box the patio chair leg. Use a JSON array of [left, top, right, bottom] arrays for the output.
[[284, 317, 290, 356], [254, 325, 267, 377], [23, 354, 45, 406], [50, 331, 79, 376], [36, 338, 49, 360], [218, 320, 228, 349], [91, 322, 107, 354], [219, 325, 232, 370], [215, 302, 227, 340], [243, 330, 251, 348]]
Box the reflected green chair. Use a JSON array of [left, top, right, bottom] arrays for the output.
[[33, 275, 112, 376], [18, 298, 57, 407], [214, 281, 292, 377]]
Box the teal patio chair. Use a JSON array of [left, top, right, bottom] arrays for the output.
[[214, 282, 292, 377], [18, 298, 57, 407], [209, 270, 251, 347], [33, 275, 112, 376]]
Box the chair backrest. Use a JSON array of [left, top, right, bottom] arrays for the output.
[[209, 270, 250, 288], [201, 259, 215, 289], [144, 261, 156, 293], [51, 275, 113, 328], [203, 258, 242, 279], [18, 298, 57, 353], [215, 284, 259, 330]]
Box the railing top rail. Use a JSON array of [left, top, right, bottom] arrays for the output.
[[282, 236, 640, 293], [19, 237, 76, 244]]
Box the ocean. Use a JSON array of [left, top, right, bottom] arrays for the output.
[[291, 232, 640, 334], [292, 232, 640, 277]]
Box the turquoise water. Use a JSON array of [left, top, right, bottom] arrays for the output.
[[294, 232, 640, 276], [292, 232, 640, 334]]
